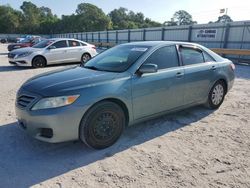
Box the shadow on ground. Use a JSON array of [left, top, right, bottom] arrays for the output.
[[0, 106, 213, 187], [235, 64, 250, 80], [0, 62, 79, 72]]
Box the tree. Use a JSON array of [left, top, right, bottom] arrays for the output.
[[163, 18, 177, 26], [216, 14, 233, 23], [0, 5, 22, 33], [109, 7, 161, 29], [75, 3, 112, 31], [109, 7, 129, 29], [171, 10, 196, 25], [20, 1, 41, 33]]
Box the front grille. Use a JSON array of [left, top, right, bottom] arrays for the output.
[[17, 95, 36, 108], [8, 53, 15, 58]]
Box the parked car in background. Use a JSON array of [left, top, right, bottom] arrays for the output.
[[8, 38, 97, 67], [15, 41, 235, 149], [7, 36, 42, 51], [16, 35, 41, 43], [0, 38, 7, 43]]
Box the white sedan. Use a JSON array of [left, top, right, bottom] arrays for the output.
[[8, 38, 98, 68]]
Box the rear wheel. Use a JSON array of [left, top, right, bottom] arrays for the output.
[[32, 56, 46, 68], [79, 101, 125, 149], [81, 53, 91, 64], [206, 80, 226, 109]]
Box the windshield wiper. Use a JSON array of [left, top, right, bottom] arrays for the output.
[[83, 65, 101, 71]]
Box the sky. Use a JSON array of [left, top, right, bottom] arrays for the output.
[[1, 0, 250, 24]]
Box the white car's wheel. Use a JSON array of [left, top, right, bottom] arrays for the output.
[[81, 53, 91, 64]]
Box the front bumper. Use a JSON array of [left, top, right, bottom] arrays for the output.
[[8, 56, 32, 67], [15, 97, 88, 143]]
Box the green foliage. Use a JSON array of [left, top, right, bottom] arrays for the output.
[[0, 5, 22, 33], [216, 15, 233, 23], [164, 10, 196, 26], [0, 2, 200, 34], [108, 7, 162, 29]]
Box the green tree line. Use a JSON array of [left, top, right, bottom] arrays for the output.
[[0, 1, 232, 34]]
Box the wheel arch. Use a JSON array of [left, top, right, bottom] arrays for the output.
[[32, 55, 47, 65], [81, 97, 130, 128], [217, 78, 228, 93]]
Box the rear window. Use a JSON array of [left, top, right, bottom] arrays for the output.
[[180, 47, 204, 65], [69, 40, 80, 47]]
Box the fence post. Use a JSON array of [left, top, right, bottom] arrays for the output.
[[143, 29, 146, 41], [223, 23, 230, 48], [107, 30, 109, 43], [81, 33, 83, 40], [128, 29, 131, 42], [98, 32, 101, 42], [188, 26, 192, 42], [86, 33, 88, 42], [116, 31, 118, 44], [161, 28, 165, 41], [92, 32, 94, 42]]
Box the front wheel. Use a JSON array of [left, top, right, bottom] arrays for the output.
[[79, 101, 125, 149], [32, 56, 46, 68], [206, 80, 226, 109]]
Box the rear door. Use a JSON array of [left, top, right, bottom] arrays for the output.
[[132, 45, 185, 120], [66, 40, 83, 62], [45, 40, 68, 64], [179, 45, 217, 104]]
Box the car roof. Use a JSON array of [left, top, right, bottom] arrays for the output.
[[121, 41, 202, 47], [49, 38, 85, 42]]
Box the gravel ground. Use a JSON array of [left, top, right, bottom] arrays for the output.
[[0, 44, 249, 188]]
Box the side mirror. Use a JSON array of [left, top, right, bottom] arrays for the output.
[[48, 45, 56, 50], [138, 64, 158, 74]]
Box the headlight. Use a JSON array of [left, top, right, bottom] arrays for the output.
[[17, 52, 33, 58], [31, 95, 80, 110]]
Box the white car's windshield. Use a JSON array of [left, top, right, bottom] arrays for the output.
[[32, 40, 55, 48]]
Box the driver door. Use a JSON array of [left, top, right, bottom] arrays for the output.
[[45, 40, 69, 64], [132, 45, 185, 120]]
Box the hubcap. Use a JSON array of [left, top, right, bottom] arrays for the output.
[[92, 112, 117, 140], [82, 54, 90, 63], [211, 84, 224, 105], [35, 59, 44, 67]]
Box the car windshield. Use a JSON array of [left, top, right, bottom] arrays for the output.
[[32, 39, 55, 48], [84, 45, 150, 72], [21, 38, 31, 43]]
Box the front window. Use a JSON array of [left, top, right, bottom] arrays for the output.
[[32, 39, 55, 48], [52, 40, 68, 48], [84, 45, 150, 72], [144, 45, 179, 70]]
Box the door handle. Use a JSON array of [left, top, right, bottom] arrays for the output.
[[211, 65, 216, 70], [176, 72, 184, 78]]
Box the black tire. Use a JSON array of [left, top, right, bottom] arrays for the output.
[[206, 80, 226, 109], [79, 101, 125, 149], [32, 56, 46, 68], [81, 53, 91, 64]]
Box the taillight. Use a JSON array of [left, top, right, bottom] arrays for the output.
[[92, 46, 96, 50], [230, 63, 235, 71]]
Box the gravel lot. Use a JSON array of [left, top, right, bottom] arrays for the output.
[[0, 43, 249, 188]]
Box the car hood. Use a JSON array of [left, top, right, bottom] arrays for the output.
[[10, 47, 41, 55], [22, 66, 119, 96]]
